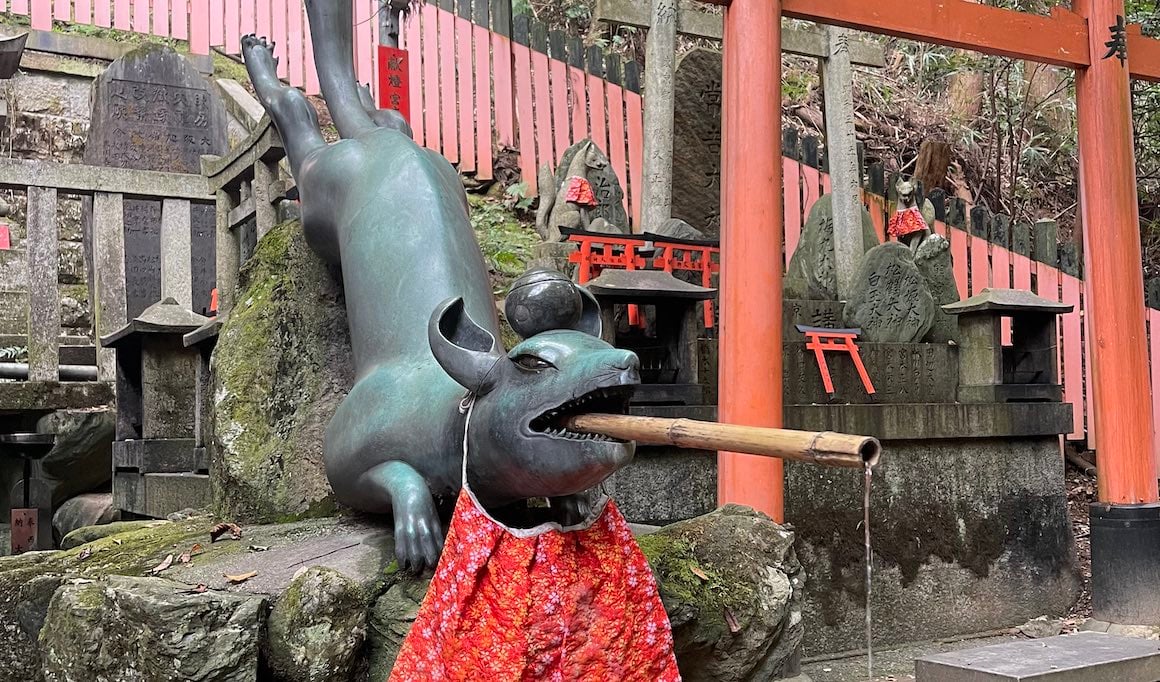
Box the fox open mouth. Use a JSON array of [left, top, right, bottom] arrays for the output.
[[529, 385, 635, 442]]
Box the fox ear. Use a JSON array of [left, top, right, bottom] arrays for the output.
[[429, 298, 505, 395], [575, 286, 602, 338]]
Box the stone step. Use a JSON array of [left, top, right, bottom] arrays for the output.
[[915, 632, 1160, 681]]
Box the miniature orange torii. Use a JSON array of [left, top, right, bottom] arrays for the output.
[[707, 0, 1160, 625]]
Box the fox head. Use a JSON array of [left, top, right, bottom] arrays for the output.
[[428, 296, 639, 508]]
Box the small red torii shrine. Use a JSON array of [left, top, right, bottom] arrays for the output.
[[711, 0, 1160, 624]]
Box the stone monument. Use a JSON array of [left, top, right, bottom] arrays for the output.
[[784, 193, 881, 301], [671, 48, 723, 237], [842, 242, 936, 343], [83, 45, 227, 320]]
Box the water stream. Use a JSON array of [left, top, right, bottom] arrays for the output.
[[864, 462, 874, 681]]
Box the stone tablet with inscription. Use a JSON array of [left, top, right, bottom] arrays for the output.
[[671, 49, 722, 237], [843, 242, 936, 343], [84, 45, 227, 320], [784, 194, 881, 301], [915, 234, 961, 342]]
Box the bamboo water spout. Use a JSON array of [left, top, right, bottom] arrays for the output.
[[564, 414, 881, 469]]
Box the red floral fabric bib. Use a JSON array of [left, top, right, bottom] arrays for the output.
[[390, 486, 681, 681], [888, 206, 928, 239]]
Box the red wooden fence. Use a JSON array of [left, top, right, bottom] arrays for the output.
[[14, 0, 1152, 457]]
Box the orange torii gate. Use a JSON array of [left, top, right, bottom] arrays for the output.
[[711, 0, 1160, 625]]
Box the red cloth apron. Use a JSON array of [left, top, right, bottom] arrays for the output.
[[887, 206, 929, 239], [391, 412, 681, 681]]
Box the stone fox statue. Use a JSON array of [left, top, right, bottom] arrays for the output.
[[240, 1, 640, 571]]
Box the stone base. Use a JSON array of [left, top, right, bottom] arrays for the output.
[[915, 632, 1160, 681], [114, 471, 209, 518], [608, 446, 716, 526]]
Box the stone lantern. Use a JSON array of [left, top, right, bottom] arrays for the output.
[[943, 288, 1072, 403], [100, 297, 209, 518]]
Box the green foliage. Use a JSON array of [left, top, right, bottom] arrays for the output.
[[503, 181, 535, 211], [0, 346, 26, 362], [468, 195, 539, 288]]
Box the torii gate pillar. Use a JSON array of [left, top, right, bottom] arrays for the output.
[[716, 0, 785, 520], [1074, 0, 1160, 624]]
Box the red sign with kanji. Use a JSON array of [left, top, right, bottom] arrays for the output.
[[377, 46, 410, 124]]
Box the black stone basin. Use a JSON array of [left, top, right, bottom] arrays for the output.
[[0, 433, 56, 460]]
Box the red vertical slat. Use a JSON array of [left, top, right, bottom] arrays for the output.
[[1061, 274, 1084, 439], [12, 0, 29, 16], [272, 0, 288, 79], [132, 0, 147, 32], [94, 0, 111, 27], [864, 192, 887, 242], [568, 66, 588, 142], [474, 24, 493, 180], [992, 245, 1011, 344], [586, 73, 607, 189], [530, 47, 553, 172], [821, 171, 832, 195], [422, 3, 442, 153], [288, 0, 305, 89], [304, 11, 320, 95], [406, 11, 424, 146], [493, 34, 516, 148], [800, 163, 821, 218], [950, 226, 969, 299], [31, 0, 52, 30], [625, 90, 643, 229], [513, 42, 537, 191], [153, 0, 171, 36], [456, 16, 476, 173], [969, 234, 989, 296], [224, 0, 240, 54], [1014, 252, 1032, 291], [209, 0, 223, 45], [172, 0, 189, 40], [438, 7, 459, 164], [256, 0, 271, 44], [240, 0, 255, 43], [784, 158, 802, 269], [53, 0, 69, 22], [355, 0, 374, 87], [1081, 287, 1096, 446], [549, 56, 570, 165], [190, 0, 209, 54], [75, 0, 92, 25], [606, 84, 629, 221], [1150, 309, 1160, 470]]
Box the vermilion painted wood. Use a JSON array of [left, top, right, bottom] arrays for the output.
[[568, 66, 588, 142], [354, 0, 373, 87], [304, 16, 320, 95], [190, 0, 209, 54], [784, 159, 802, 270], [782, 0, 1088, 69], [113, 0, 131, 29], [992, 245, 1012, 344], [864, 192, 887, 242], [1128, 31, 1160, 82], [1150, 309, 1160, 468], [821, 173, 832, 195], [240, 0, 255, 44], [473, 24, 493, 180], [530, 48, 553, 170], [717, 0, 784, 520], [11, 0, 27, 15], [288, 0, 305, 89], [1082, 287, 1097, 450], [75, 0, 91, 26], [172, 0, 189, 41], [438, 7, 459, 164], [606, 84, 629, 219], [492, 33, 516, 148], [406, 12, 424, 146], [272, 0, 288, 80], [30, 0, 52, 30], [799, 164, 820, 223], [155, 0, 172, 38], [950, 226, 968, 299], [456, 16, 476, 173], [586, 74, 607, 182], [512, 43, 537, 193], [625, 90, 643, 228], [549, 56, 570, 166], [209, 0, 223, 45], [422, 3, 441, 154], [1061, 274, 1084, 439], [132, 0, 149, 33], [94, 0, 110, 27], [54, 0, 69, 22], [224, 0, 240, 53], [256, 0, 271, 45], [1014, 252, 1032, 291], [969, 234, 989, 296]]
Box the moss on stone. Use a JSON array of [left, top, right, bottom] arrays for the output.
[[61, 284, 89, 304]]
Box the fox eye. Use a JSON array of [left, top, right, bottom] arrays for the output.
[[514, 355, 553, 371]]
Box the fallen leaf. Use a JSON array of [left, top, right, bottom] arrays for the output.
[[724, 608, 741, 634], [149, 554, 175, 575], [210, 523, 243, 543], [248, 545, 270, 553], [179, 583, 209, 595], [77, 547, 93, 561], [113, 539, 123, 546], [178, 551, 192, 565], [224, 571, 258, 584], [190, 543, 203, 554], [690, 565, 709, 582]]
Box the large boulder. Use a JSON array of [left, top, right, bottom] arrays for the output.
[[39, 576, 267, 682], [785, 194, 881, 301], [266, 567, 369, 682], [211, 221, 353, 523], [843, 242, 937, 343], [37, 407, 116, 507], [52, 493, 118, 541]]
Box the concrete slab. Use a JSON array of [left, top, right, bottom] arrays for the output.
[[915, 632, 1160, 681]]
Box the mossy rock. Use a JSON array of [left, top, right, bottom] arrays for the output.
[[211, 220, 351, 523], [266, 567, 370, 682]]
